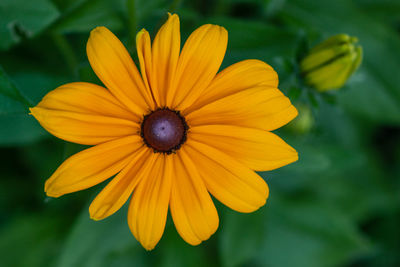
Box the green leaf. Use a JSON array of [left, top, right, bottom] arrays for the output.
[[0, 65, 29, 115], [0, 66, 47, 146], [156, 221, 212, 267], [0, 0, 59, 50], [0, 89, 26, 115], [270, 103, 396, 223], [199, 17, 299, 76], [56, 204, 149, 267], [50, 0, 88, 12], [0, 66, 71, 146], [135, 0, 170, 22], [219, 194, 370, 267], [219, 208, 265, 267], [0, 214, 64, 267], [10, 70, 71, 105], [0, 114, 47, 146], [355, 0, 400, 26], [339, 65, 400, 124], [255, 196, 371, 267], [52, 0, 124, 34]]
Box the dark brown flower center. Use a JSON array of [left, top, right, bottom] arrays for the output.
[[141, 108, 188, 154]]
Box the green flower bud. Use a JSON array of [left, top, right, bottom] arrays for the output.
[[300, 34, 363, 92]]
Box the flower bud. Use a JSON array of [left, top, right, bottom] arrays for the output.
[[300, 34, 362, 92]]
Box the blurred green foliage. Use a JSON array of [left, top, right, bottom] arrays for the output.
[[1, 0, 400, 266]]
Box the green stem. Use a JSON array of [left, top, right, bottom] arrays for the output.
[[127, 0, 138, 49], [213, 0, 228, 16], [169, 0, 183, 12], [50, 32, 79, 77]]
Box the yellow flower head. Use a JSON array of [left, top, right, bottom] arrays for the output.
[[30, 14, 298, 250]]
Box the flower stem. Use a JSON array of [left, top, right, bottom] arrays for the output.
[[127, 0, 138, 49], [50, 32, 79, 77], [169, 0, 183, 12]]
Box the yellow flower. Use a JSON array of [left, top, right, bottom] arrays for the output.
[[30, 14, 298, 250], [301, 34, 363, 92]]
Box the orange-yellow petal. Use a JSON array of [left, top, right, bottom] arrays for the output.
[[89, 147, 156, 220], [127, 154, 172, 250], [186, 86, 298, 131], [87, 26, 155, 114], [185, 139, 269, 213], [30, 82, 139, 145], [45, 135, 143, 198], [30, 107, 138, 145], [187, 59, 278, 112], [167, 24, 228, 110], [190, 125, 298, 171], [150, 13, 180, 106], [136, 29, 155, 106], [35, 82, 137, 121], [170, 149, 219, 245]]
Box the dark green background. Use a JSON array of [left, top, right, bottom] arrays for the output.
[[1, 0, 400, 266]]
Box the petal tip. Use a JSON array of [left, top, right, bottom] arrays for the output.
[[219, 25, 228, 33], [166, 12, 180, 27], [44, 178, 62, 198], [141, 241, 157, 251], [91, 26, 108, 34], [28, 107, 35, 116], [89, 203, 112, 221], [89, 213, 103, 221], [292, 105, 299, 118], [44, 182, 59, 198], [136, 29, 148, 42], [293, 150, 299, 162], [45, 189, 61, 198], [29, 106, 45, 121], [167, 12, 179, 21], [207, 24, 228, 36], [88, 26, 111, 43], [137, 28, 147, 34]]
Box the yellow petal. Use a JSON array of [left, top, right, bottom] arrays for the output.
[[89, 148, 156, 221], [186, 86, 298, 131], [127, 154, 172, 250], [170, 148, 219, 245], [136, 29, 156, 106], [185, 139, 269, 213], [87, 26, 155, 114], [167, 24, 228, 110], [187, 59, 278, 113], [35, 82, 137, 121], [151, 13, 180, 106], [45, 135, 143, 198], [30, 107, 138, 145], [190, 125, 298, 171], [30, 82, 139, 145]]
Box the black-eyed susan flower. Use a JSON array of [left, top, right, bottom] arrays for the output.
[[30, 14, 298, 250], [301, 34, 363, 92]]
